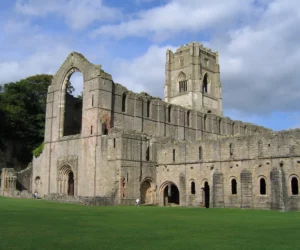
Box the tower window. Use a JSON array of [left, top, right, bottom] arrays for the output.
[[203, 73, 208, 93], [187, 111, 190, 127], [179, 80, 187, 93], [122, 93, 126, 112], [173, 149, 175, 162], [146, 100, 151, 118]]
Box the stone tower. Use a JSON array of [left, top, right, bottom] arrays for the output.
[[164, 42, 223, 116]]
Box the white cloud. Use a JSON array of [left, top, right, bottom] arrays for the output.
[[0, 46, 70, 85], [112, 45, 177, 97], [106, 0, 300, 116], [90, 0, 257, 40], [15, 0, 120, 30]]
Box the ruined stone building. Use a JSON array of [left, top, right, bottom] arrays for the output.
[[1, 42, 300, 210]]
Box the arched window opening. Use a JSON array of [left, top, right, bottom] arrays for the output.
[[203, 115, 207, 131], [260, 178, 266, 195], [146, 100, 151, 118], [203, 73, 208, 93], [199, 146, 203, 160], [63, 71, 83, 136], [173, 149, 175, 162], [187, 111, 190, 127], [122, 93, 126, 112], [231, 179, 237, 194], [168, 106, 171, 123], [219, 119, 222, 134], [191, 181, 196, 194], [178, 72, 187, 93], [291, 177, 299, 195]]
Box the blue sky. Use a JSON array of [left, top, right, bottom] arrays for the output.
[[0, 0, 299, 131]]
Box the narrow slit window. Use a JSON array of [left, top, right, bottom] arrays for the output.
[[122, 93, 126, 112], [146, 146, 150, 161], [168, 106, 171, 123], [292, 177, 299, 195], [187, 111, 190, 127], [90, 126, 93, 135], [231, 179, 237, 194], [147, 101, 151, 118], [199, 146, 203, 160], [191, 181, 196, 194], [92, 94, 94, 106], [113, 138, 116, 148], [173, 149, 175, 162], [260, 178, 266, 195]]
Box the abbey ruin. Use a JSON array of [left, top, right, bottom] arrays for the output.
[[1, 42, 300, 210]]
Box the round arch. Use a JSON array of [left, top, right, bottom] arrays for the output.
[[58, 165, 76, 196], [159, 181, 180, 206], [289, 174, 299, 195], [34, 176, 42, 194], [140, 177, 156, 204]]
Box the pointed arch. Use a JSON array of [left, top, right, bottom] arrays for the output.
[[178, 71, 187, 93]]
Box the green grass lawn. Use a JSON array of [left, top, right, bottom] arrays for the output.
[[0, 197, 300, 250]]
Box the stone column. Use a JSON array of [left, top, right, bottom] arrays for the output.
[[240, 169, 253, 209], [212, 170, 224, 208], [179, 174, 186, 206], [270, 168, 285, 211]]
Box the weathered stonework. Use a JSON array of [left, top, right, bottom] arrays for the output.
[[2, 42, 300, 210]]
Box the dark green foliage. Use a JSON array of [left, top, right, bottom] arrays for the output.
[[0, 75, 52, 164], [32, 142, 44, 158], [0, 197, 300, 250]]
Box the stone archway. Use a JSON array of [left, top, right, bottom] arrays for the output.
[[161, 182, 180, 206], [140, 179, 155, 204], [58, 165, 75, 196], [34, 176, 42, 194]]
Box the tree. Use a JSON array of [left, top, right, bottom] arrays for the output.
[[0, 74, 53, 164]]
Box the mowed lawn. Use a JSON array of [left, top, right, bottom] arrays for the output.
[[0, 197, 300, 250]]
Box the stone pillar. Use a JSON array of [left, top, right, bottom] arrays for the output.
[[240, 169, 253, 209], [212, 170, 224, 208], [179, 174, 186, 206], [270, 168, 285, 211]]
